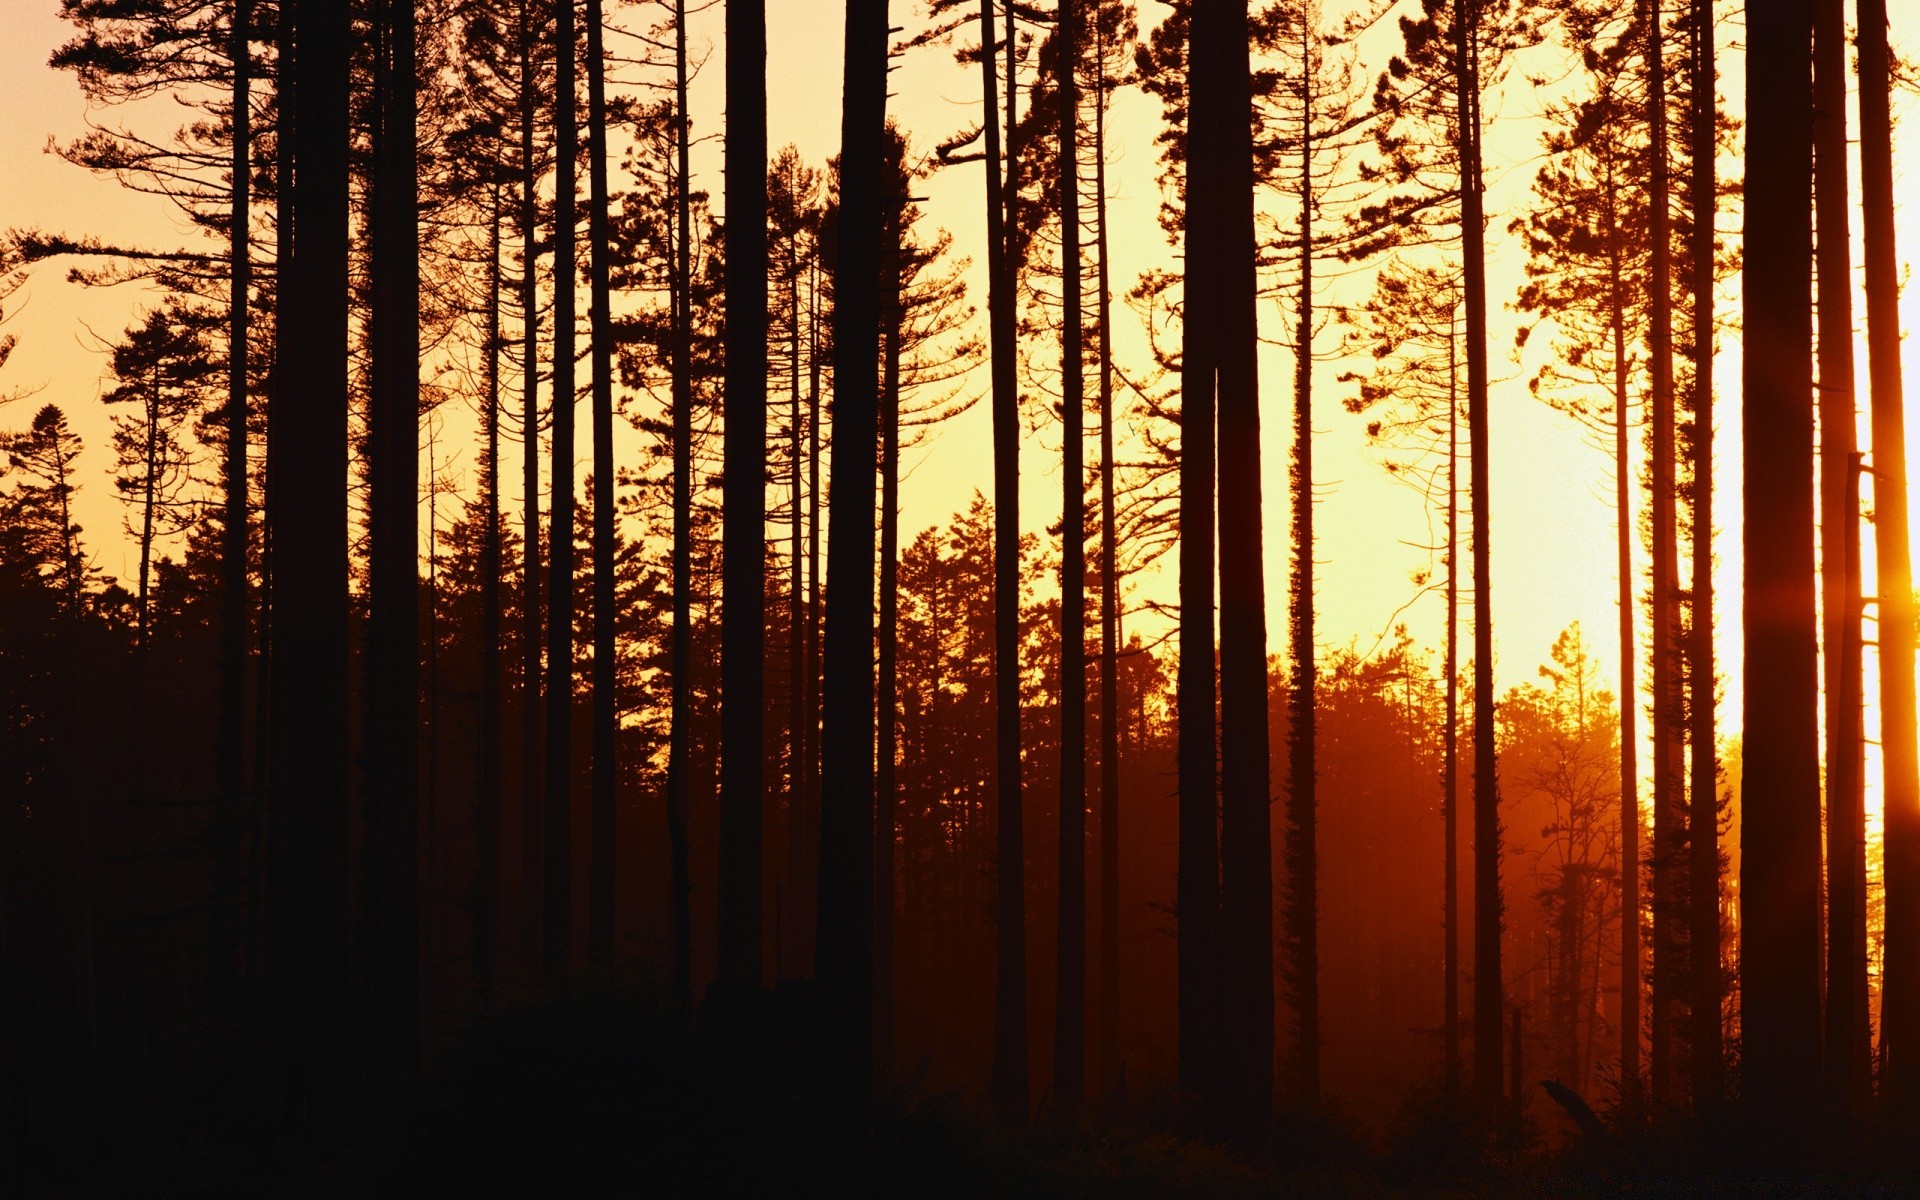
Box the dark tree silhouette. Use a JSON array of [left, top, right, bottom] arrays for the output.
[[817, 0, 888, 1104], [214, 0, 252, 1031], [1176, 0, 1222, 1116], [366, 0, 422, 1068], [1813, 0, 1867, 1111], [1683, 0, 1721, 1109], [266, 0, 350, 1102], [516, 0, 547, 981], [1640, 0, 1686, 1109], [979, 0, 1032, 1126], [1738, 0, 1821, 1143], [1862, 0, 1920, 1104], [544, 0, 580, 978], [1051, 0, 1089, 1117], [586, 0, 619, 969], [1207, 0, 1273, 1137], [718, 0, 768, 994], [664, 0, 697, 1004]]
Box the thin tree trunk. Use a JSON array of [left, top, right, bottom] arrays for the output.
[[1644, 0, 1684, 1109], [1739, 0, 1822, 1140], [787, 177, 806, 979], [876, 160, 903, 1075], [544, 0, 580, 979], [1609, 163, 1641, 1095], [1684, 0, 1721, 1107], [1445, 304, 1461, 1095], [817, 0, 888, 1104], [718, 0, 769, 993], [1053, 0, 1088, 1118], [586, 0, 618, 970], [478, 188, 504, 1003], [665, 0, 694, 1005], [1457, 0, 1503, 1115], [1861, 0, 1920, 1103], [1285, 8, 1319, 1105], [517, 0, 545, 983], [980, 0, 1029, 1126], [1813, 0, 1866, 1112], [212, 0, 251, 1031], [1093, 22, 1121, 1102]]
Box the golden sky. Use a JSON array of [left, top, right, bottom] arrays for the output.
[[5, 0, 1920, 811]]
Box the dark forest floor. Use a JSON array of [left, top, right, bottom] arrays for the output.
[[10, 985, 1920, 1197]]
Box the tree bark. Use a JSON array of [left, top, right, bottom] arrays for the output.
[[1813, 0, 1866, 1112], [266, 0, 351, 1105], [586, 0, 619, 970], [1456, 0, 1503, 1115], [665, 0, 695, 1004], [478, 187, 504, 1003], [980, 0, 1030, 1126], [1093, 20, 1122, 1102], [1177, 0, 1221, 1114], [1643, 0, 1686, 1110], [543, 0, 580, 979], [816, 0, 888, 1106], [517, 0, 545, 982], [718, 0, 768, 993], [1053, 0, 1088, 1118], [1860, 0, 1920, 1104], [1284, 8, 1319, 1105], [1739, 0, 1822, 1141], [1685, 0, 1720, 1108], [212, 0, 250, 1030], [367, 0, 421, 1068]]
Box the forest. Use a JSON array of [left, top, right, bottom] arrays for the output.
[[0, 0, 1913, 1191]]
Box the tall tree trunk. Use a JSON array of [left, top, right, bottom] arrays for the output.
[[1213, 0, 1273, 1135], [803, 253, 824, 970], [544, 0, 580, 979], [1093, 23, 1121, 1102], [212, 0, 251, 1031], [517, 0, 545, 982], [266, 0, 350, 1104], [367, 0, 421, 1068], [980, 0, 1029, 1126], [876, 160, 903, 1074], [817, 0, 888, 1104], [1813, 0, 1866, 1112], [1053, 0, 1088, 1118], [665, 0, 694, 1004], [1445, 307, 1461, 1094], [1457, 0, 1502, 1115], [1858, 0, 1920, 1098], [1177, 0, 1221, 1115], [1284, 9, 1318, 1105], [787, 181, 806, 979], [1739, 0, 1821, 1140], [1861, 0, 1920, 1103], [1608, 164, 1641, 1095], [1684, 0, 1721, 1107], [586, 0, 618, 970], [718, 0, 769, 993], [1644, 0, 1685, 1109], [478, 188, 504, 1003]]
